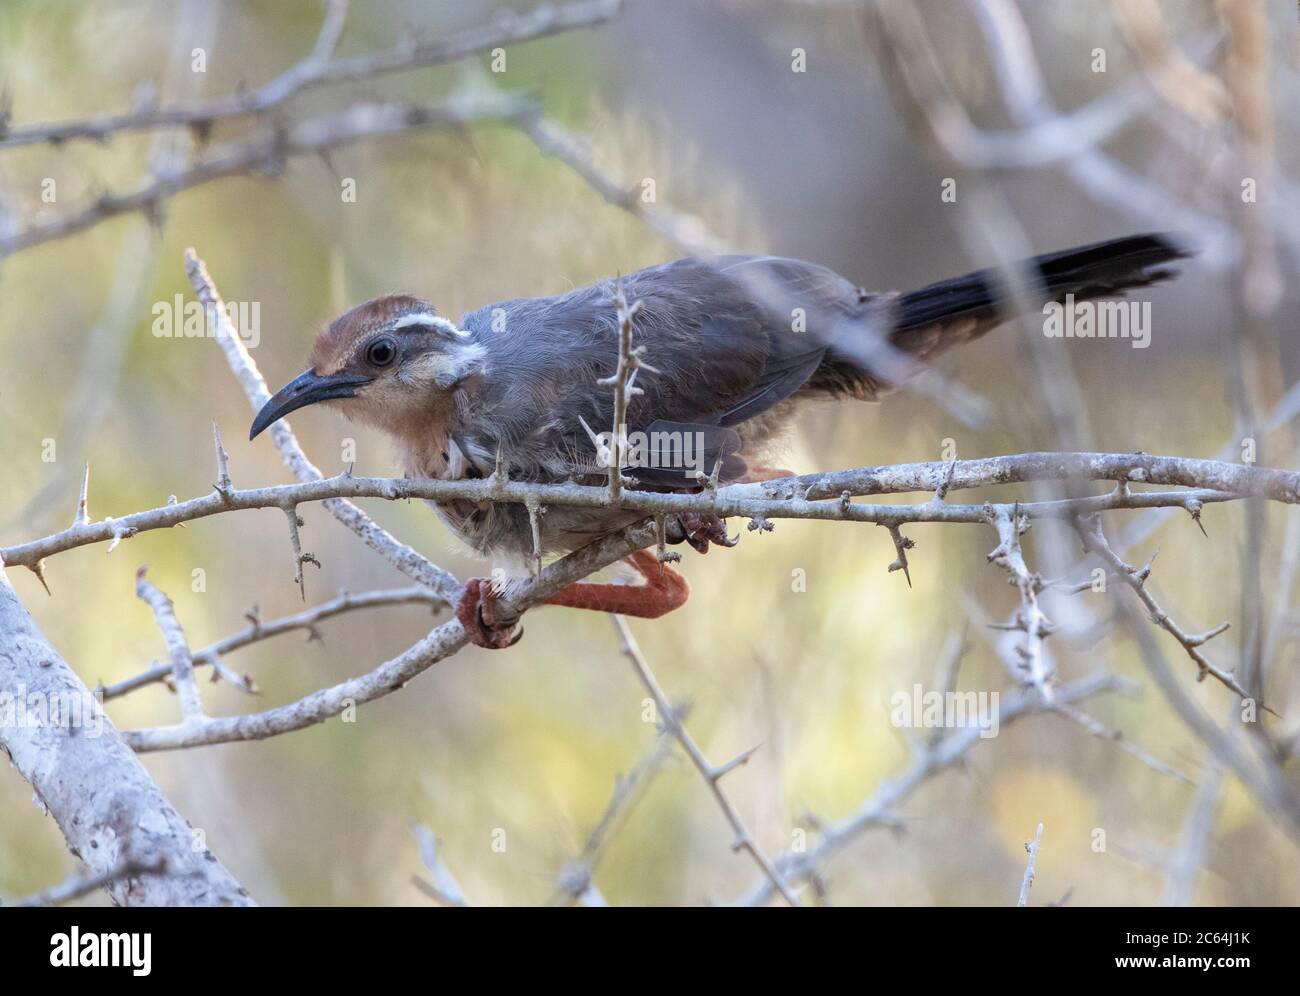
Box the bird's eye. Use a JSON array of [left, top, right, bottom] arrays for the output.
[[365, 337, 397, 367]]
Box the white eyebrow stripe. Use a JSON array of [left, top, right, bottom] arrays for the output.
[[389, 312, 470, 337]]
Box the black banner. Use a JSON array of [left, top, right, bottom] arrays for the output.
[[0, 908, 1280, 981]]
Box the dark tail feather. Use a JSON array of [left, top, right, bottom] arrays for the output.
[[893, 232, 1193, 335]]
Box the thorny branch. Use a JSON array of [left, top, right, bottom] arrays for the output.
[[986, 505, 1054, 700], [1, 95, 536, 258], [600, 286, 650, 502], [6, 452, 1295, 575], [610, 614, 800, 907], [0, 0, 624, 258], [100, 585, 444, 702], [0, 0, 620, 149], [735, 672, 1136, 905], [1066, 516, 1300, 847], [1074, 515, 1245, 699], [0, 567, 254, 904]]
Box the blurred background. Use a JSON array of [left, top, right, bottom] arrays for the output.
[[1, 0, 1297, 905]]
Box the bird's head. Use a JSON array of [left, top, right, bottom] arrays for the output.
[[249, 295, 485, 440]]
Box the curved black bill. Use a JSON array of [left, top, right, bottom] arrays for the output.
[[249, 369, 371, 440]]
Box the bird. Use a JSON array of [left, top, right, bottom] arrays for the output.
[[250, 233, 1189, 648]]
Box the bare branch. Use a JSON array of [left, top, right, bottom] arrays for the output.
[[609, 614, 801, 906], [1016, 822, 1044, 907], [119, 516, 662, 751], [100, 586, 443, 701], [1051, 702, 1192, 785], [0, 566, 253, 904], [600, 284, 646, 502], [5, 857, 167, 908], [1074, 516, 1246, 698], [411, 825, 469, 907], [985, 505, 1054, 698], [0, 0, 621, 149], [134, 567, 204, 721], [736, 671, 1133, 905], [72, 463, 91, 527], [1, 95, 533, 258], [6, 454, 1295, 574]]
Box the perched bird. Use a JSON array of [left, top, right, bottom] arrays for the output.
[[251, 234, 1188, 647]]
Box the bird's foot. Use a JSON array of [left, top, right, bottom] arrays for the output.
[[671, 512, 737, 553], [544, 549, 690, 617], [455, 577, 523, 649]]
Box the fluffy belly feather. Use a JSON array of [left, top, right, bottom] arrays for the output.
[[426, 495, 645, 563]]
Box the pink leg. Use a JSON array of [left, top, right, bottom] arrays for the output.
[[456, 550, 690, 650], [542, 549, 690, 617]]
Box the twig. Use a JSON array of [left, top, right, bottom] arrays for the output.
[[985, 505, 1054, 697], [6, 456, 1296, 575], [6, 857, 167, 908], [411, 825, 469, 907], [598, 284, 647, 502], [0, 0, 621, 149], [118, 516, 663, 751], [2, 95, 533, 258], [134, 567, 204, 720], [609, 614, 801, 906], [1105, 534, 1300, 845], [1051, 702, 1192, 784], [1016, 822, 1044, 907], [0, 568, 253, 904], [100, 585, 443, 701], [735, 671, 1132, 905], [1074, 515, 1246, 698]]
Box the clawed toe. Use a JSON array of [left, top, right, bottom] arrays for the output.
[[674, 512, 737, 553], [456, 577, 523, 649]]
